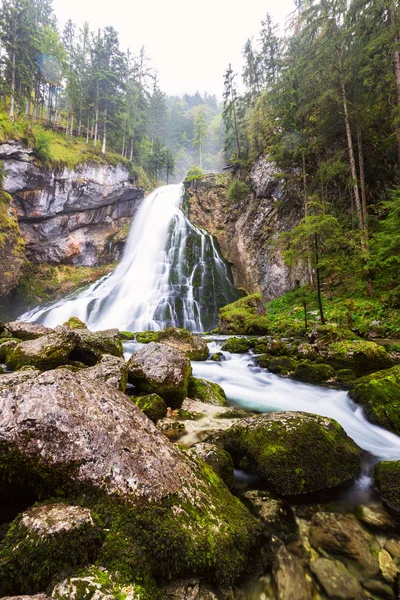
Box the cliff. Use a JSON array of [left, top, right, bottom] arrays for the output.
[[186, 157, 304, 301]]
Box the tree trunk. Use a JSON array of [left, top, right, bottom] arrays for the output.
[[102, 108, 107, 154], [9, 50, 16, 121], [391, 5, 400, 176], [94, 85, 99, 147], [26, 96, 31, 117], [314, 233, 325, 325], [356, 123, 373, 296], [199, 141, 203, 170], [86, 117, 90, 144], [129, 137, 134, 162], [121, 119, 126, 157]]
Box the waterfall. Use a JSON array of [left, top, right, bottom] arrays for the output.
[[21, 184, 238, 332]]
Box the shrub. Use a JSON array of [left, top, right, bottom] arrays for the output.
[[227, 180, 250, 202], [185, 166, 204, 182], [32, 131, 51, 163]]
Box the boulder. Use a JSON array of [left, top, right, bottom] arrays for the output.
[[240, 490, 298, 543], [310, 558, 366, 599], [188, 377, 227, 406], [79, 353, 128, 392], [217, 412, 361, 495], [0, 367, 41, 389], [349, 365, 400, 434], [70, 328, 123, 365], [0, 368, 258, 585], [5, 328, 77, 371], [293, 360, 335, 384], [268, 356, 297, 375], [309, 512, 380, 580], [4, 321, 53, 340], [210, 352, 224, 362], [127, 343, 191, 408], [62, 317, 87, 330], [156, 328, 209, 361], [163, 578, 220, 599], [356, 503, 399, 531], [373, 460, 400, 511], [0, 503, 102, 594], [271, 538, 311, 600], [221, 337, 252, 353], [0, 339, 21, 362], [322, 340, 393, 376], [191, 443, 234, 488], [134, 393, 168, 423]]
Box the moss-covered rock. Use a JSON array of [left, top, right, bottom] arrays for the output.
[[191, 443, 234, 488], [62, 317, 88, 330], [221, 337, 252, 353], [128, 343, 191, 409], [323, 340, 393, 376], [373, 461, 400, 511], [293, 360, 335, 383], [135, 331, 159, 344], [336, 368, 357, 384], [0, 190, 26, 297], [69, 328, 123, 365], [256, 353, 272, 368], [240, 490, 298, 544], [218, 294, 269, 335], [4, 321, 53, 340], [0, 503, 103, 594], [268, 357, 298, 375], [119, 330, 136, 340], [295, 343, 319, 362], [134, 393, 168, 423], [5, 328, 77, 371], [188, 377, 227, 406], [0, 338, 21, 361], [210, 352, 224, 362], [349, 366, 400, 434], [217, 412, 361, 495], [310, 323, 357, 343], [157, 328, 209, 361]]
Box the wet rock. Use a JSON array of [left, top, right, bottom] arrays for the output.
[[240, 490, 298, 543], [191, 443, 234, 488], [70, 328, 123, 365], [310, 558, 366, 599], [349, 366, 400, 434], [134, 393, 168, 423], [295, 343, 319, 362], [127, 342, 191, 408], [385, 539, 400, 561], [80, 353, 128, 391], [0, 503, 102, 594], [0, 339, 21, 361], [4, 321, 53, 340], [5, 328, 77, 371], [322, 340, 393, 376], [0, 368, 259, 585], [221, 337, 252, 353], [268, 356, 297, 375], [188, 377, 227, 406], [357, 503, 399, 531], [373, 461, 400, 511], [293, 360, 335, 383], [0, 367, 41, 389], [379, 549, 398, 583], [51, 566, 151, 599], [217, 412, 361, 495], [157, 328, 209, 361], [271, 538, 311, 600], [309, 512, 380, 580], [157, 418, 187, 440], [362, 579, 396, 599], [210, 352, 224, 362], [163, 578, 220, 599]]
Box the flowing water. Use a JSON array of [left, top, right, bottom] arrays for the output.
[[21, 184, 238, 332]]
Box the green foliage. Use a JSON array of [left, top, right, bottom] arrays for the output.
[[32, 131, 52, 163], [227, 180, 250, 202], [185, 165, 204, 182]]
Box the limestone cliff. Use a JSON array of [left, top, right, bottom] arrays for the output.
[[0, 140, 144, 269], [186, 156, 304, 301]]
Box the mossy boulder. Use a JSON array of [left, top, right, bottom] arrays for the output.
[[310, 323, 357, 343], [293, 360, 335, 384], [217, 412, 361, 495], [373, 461, 400, 511], [69, 328, 123, 365], [80, 354, 128, 392], [323, 340, 393, 376], [256, 353, 272, 368], [0, 368, 259, 587], [268, 357, 298, 375], [5, 328, 77, 371], [0, 339, 20, 362], [188, 377, 227, 406], [349, 365, 400, 434], [221, 337, 252, 353], [157, 328, 209, 361], [134, 393, 168, 423], [127, 343, 191, 409], [295, 343, 319, 362], [218, 294, 269, 335], [240, 490, 298, 544], [135, 331, 159, 344], [119, 330, 136, 340], [62, 317, 88, 330], [336, 369, 357, 384], [0, 503, 102, 594], [210, 352, 224, 362], [4, 321, 53, 341], [191, 442, 234, 488]]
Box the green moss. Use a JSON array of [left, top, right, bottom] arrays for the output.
[[325, 340, 393, 376], [119, 331, 136, 340], [63, 317, 87, 330], [210, 352, 224, 362], [349, 365, 400, 434], [336, 369, 357, 384], [221, 337, 252, 353], [135, 331, 160, 344], [293, 360, 335, 383], [257, 353, 272, 368], [188, 377, 227, 406], [134, 394, 168, 423], [373, 461, 400, 511], [268, 356, 298, 375]]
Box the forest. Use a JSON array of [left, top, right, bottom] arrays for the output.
[[222, 0, 400, 314], [0, 0, 224, 182]]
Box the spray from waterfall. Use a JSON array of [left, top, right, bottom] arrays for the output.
[[21, 184, 238, 332]]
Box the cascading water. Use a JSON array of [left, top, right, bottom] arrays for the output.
[[21, 184, 238, 332]]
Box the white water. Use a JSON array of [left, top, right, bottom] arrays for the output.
[[21, 184, 237, 331], [190, 342, 400, 462]]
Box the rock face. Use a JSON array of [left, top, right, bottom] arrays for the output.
[[127, 342, 192, 408], [0, 141, 145, 270], [0, 191, 25, 297], [373, 461, 400, 511], [186, 158, 303, 300], [217, 412, 361, 495], [6, 328, 77, 371]]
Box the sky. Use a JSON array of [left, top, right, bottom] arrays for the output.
[[52, 0, 296, 98]]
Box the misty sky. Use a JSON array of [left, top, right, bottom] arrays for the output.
[[53, 0, 296, 98]]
